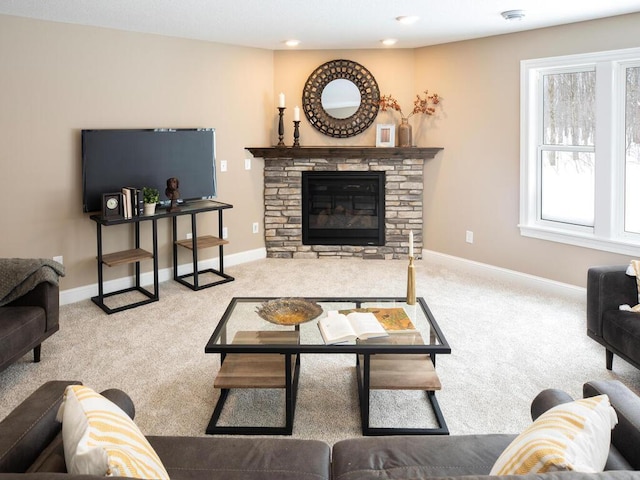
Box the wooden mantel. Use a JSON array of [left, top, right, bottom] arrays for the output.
[[246, 146, 443, 160]]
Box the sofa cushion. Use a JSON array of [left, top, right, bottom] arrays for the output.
[[0, 307, 45, 365], [332, 434, 515, 480], [602, 311, 640, 366], [490, 395, 618, 475], [147, 435, 331, 480], [56, 385, 169, 479]]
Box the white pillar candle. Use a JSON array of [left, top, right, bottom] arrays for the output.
[[293, 106, 300, 121], [279, 92, 285, 108], [409, 231, 414, 257]]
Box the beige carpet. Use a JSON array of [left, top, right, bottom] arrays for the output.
[[1, 257, 639, 445]]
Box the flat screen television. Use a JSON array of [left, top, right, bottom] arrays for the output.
[[82, 128, 217, 213]]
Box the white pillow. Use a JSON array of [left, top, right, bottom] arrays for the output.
[[56, 385, 169, 479], [490, 394, 618, 475]]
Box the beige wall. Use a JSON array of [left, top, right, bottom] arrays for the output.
[[0, 15, 272, 289], [414, 13, 640, 286], [2, 12, 639, 292]]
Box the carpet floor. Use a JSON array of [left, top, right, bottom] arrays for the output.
[[1, 257, 639, 445]]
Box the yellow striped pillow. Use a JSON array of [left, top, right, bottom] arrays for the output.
[[56, 385, 169, 479], [490, 395, 618, 475]]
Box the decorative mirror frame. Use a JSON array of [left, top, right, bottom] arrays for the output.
[[302, 59, 380, 138]]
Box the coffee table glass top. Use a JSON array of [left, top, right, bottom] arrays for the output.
[[205, 297, 450, 354]]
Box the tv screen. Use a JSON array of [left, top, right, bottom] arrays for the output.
[[82, 128, 217, 213]]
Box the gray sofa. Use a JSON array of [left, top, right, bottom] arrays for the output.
[[332, 379, 640, 480], [0, 381, 331, 480], [0, 281, 60, 373], [587, 265, 640, 371], [1, 380, 639, 480]]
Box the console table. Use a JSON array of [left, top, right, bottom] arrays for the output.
[[90, 200, 234, 314]]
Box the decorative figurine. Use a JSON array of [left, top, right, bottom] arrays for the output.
[[165, 177, 181, 212]]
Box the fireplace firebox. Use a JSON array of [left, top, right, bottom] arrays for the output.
[[302, 171, 385, 246]]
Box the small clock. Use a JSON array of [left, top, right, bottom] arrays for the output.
[[102, 193, 124, 219]]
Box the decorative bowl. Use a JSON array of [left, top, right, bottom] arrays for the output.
[[256, 298, 323, 326]]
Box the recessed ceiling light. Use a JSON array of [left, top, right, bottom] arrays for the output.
[[501, 10, 526, 21], [284, 39, 300, 47], [396, 15, 419, 25], [382, 38, 398, 46]]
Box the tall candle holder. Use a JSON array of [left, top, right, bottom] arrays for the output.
[[293, 120, 300, 147], [406, 256, 416, 305], [277, 107, 286, 146]]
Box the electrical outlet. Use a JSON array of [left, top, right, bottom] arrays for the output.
[[53, 255, 63, 265], [186, 233, 192, 240], [252, 222, 259, 234], [465, 230, 474, 244], [244, 158, 251, 170], [220, 160, 227, 172], [222, 227, 228, 239]]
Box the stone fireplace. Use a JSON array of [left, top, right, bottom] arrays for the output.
[[247, 147, 442, 260]]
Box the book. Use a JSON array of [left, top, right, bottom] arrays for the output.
[[123, 187, 141, 217], [337, 307, 416, 333], [318, 311, 388, 345], [121, 187, 132, 218]]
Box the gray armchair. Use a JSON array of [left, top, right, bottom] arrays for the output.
[[587, 265, 640, 371], [0, 281, 60, 373]]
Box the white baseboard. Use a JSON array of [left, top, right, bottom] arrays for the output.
[[60, 247, 584, 305], [59, 247, 266, 305], [421, 249, 585, 301]]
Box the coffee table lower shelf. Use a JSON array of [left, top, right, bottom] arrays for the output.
[[206, 331, 300, 435], [356, 353, 449, 436]]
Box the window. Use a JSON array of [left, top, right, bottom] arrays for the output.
[[520, 48, 640, 256]]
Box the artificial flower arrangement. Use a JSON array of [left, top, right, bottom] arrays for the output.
[[378, 90, 441, 119]]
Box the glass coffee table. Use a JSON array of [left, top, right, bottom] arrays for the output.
[[204, 297, 451, 436]]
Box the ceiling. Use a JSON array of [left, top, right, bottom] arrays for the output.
[[1, 0, 639, 50]]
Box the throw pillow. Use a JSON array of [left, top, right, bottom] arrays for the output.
[[56, 385, 169, 479], [620, 260, 640, 312], [490, 394, 618, 475]]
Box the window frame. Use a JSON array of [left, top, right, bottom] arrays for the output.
[[519, 47, 640, 256]]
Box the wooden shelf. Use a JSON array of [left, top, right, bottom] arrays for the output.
[[175, 235, 228, 250], [359, 354, 441, 391], [246, 146, 443, 160], [101, 248, 153, 267], [214, 331, 299, 389], [214, 353, 297, 389]]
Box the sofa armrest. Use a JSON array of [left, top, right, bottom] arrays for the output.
[[587, 266, 636, 339], [0, 381, 80, 473], [25, 387, 135, 474], [530, 388, 574, 421], [584, 380, 640, 470], [101, 389, 135, 419], [7, 283, 59, 333]]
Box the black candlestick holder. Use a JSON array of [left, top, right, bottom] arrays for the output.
[[277, 107, 286, 146], [293, 120, 300, 147]]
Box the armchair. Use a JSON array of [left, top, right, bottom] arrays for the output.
[[587, 265, 640, 371], [0, 281, 60, 372]]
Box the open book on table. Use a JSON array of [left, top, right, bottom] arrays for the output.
[[318, 311, 389, 345], [337, 307, 416, 333]]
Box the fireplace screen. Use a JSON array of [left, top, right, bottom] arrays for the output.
[[302, 171, 385, 246]]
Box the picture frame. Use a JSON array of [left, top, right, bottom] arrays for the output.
[[376, 124, 395, 147]]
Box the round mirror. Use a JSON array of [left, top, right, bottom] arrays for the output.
[[321, 79, 361, 119], [302, 59, 379, 138]]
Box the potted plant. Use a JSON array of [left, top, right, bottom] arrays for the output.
[[142, 187, 159, 215]]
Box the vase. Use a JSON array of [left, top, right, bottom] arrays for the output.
[[397, 117, 412, 147], [143, 203, 156, 216]]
